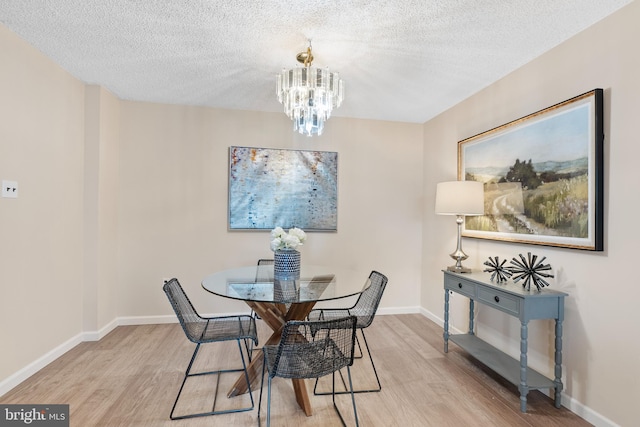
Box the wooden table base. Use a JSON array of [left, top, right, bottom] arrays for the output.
[[227, 300, 317, 416]]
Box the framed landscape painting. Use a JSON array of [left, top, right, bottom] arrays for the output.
[[458, 89, 604, 251], [228, 146, 338, 231]]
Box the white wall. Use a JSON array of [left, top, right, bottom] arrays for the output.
[[422, 2, 640, 426]]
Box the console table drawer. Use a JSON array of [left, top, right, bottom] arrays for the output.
[[477, 287, 520, 316], [444, 275, 475, 298]]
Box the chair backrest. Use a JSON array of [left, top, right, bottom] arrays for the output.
[[255, 259, 275, 283], [270, 316, 357, 380], [163, 278, 207, 343], [351, 270, 388, 328]]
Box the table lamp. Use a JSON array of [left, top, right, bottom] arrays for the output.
[[435, 180, 485, 273]]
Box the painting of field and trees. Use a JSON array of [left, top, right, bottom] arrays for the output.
[[458, 89, 603, 250]]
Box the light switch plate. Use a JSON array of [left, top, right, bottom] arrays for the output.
[[2, 180, 18, 198]]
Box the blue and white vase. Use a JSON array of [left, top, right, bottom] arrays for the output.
[[274, 249, 301, 280]]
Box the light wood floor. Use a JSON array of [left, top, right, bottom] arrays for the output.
[[1, 314, 590, 426]]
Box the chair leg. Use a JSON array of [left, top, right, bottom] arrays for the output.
[[353, 332, 364, 359], [243, 337, 254, 363], [237, 338, 255, 410], [169, 340, 255, 420], [266, 376, 272, 427], [257, 355, 267, 426], [169, 342, 201, 420], [314, 329, 382, 395], [331, 367, 359, 427], [346, 366, 360, 426], [358, 329, 382, 392]]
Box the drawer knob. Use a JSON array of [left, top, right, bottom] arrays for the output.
[[458, 283, 462, 289], [494, 296, 500, 303]]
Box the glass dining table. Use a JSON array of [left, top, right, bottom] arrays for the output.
[[201, 264, 369, 416]]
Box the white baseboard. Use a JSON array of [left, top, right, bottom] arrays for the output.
[[420, 306, 444, 326], [0, 309, 622, 426], [0, 309, 413, 398], [117, 315, 178, 325], [80, 318, 119, 342], [0, 333, 84, 397], [376, 306, 421, 315], [419, 307, 619, 427], [561, 393, 620, 427]]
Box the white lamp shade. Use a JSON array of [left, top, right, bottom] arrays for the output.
[[435, 181, 485, 216]]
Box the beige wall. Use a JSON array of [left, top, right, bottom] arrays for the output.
[[0, 25, 85, 381], [116, 102, 424, 317], [84, 85, 120, 332], [422, 2, 640, 426], [2, 1, 639, 424], [0, 16, 424, 396]]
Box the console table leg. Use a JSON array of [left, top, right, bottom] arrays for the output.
[[468, 299, 475, 335], [443, 289, 450, 353], [554, 317, 564, 408], [519, 322, 529, 413]]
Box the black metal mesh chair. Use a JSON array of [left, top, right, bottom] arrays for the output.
[[163, 278, 258, 420], [307, 270, 388, 394], [251, 259, 274, 320], [258, 316, 359, 427]]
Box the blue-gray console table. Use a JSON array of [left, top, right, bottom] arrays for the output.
[[443, 270, 567, 412]]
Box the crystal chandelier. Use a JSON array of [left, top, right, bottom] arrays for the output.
[[276, 43, 344, 136]]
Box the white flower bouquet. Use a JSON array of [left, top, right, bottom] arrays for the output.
[[270, 227, 307, 252]]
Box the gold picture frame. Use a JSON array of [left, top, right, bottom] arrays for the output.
[[458, 89, 604, 251]]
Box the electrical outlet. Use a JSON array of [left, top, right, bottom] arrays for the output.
[[2, 180, 18, 198]]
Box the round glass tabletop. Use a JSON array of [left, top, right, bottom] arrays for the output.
[[201, 264, 370, 304]]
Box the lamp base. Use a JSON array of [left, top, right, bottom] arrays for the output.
[[447, 265, 472, 274]]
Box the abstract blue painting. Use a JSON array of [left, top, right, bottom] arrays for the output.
[[228, 146, 338, 230]]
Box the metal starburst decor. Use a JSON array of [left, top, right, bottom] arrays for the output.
[[483, 256, 512, 282], [509, 252, 554, 291]]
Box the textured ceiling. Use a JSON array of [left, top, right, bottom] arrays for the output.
[[0, 1, 632, 123]]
